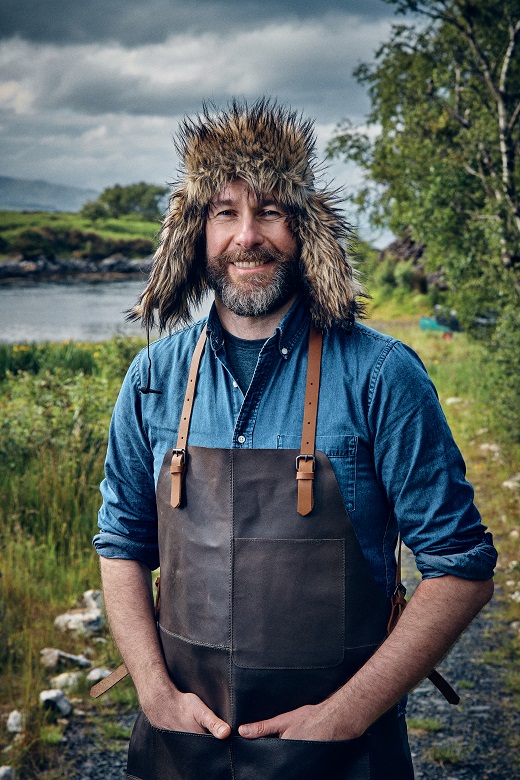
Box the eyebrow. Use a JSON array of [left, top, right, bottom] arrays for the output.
[[210, 196, 281, 209]]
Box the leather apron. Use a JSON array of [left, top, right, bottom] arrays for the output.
[[126, 326, 414, 780]]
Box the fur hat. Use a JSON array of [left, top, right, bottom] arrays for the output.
[[131, 98, 365, 331]]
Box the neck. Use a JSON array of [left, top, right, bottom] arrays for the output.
[[214, 294, 297, 340]]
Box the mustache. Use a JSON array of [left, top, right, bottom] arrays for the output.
[[216, 247, 294, 265]]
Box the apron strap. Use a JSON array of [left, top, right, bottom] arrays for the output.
[[387, 536, 460, 706], [170, 325, 207, 508], [296, 326, 323, 516]]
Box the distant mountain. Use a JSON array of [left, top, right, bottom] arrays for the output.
[[0, 176, 99, 213]]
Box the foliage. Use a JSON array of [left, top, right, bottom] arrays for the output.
[[327, 0, 520, 438], [80, 182, 168, 221], [0, 211, 158, 260]]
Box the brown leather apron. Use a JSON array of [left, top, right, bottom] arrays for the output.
[[126, 326, 415, 780]]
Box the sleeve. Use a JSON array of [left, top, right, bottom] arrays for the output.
[[93, 352, 160, 570], [368, 341, 497, 581]]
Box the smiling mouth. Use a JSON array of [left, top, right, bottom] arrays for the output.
[[233, 260, 269, 268]]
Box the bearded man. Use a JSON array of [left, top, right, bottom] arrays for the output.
[[93, 100, 496, 780]]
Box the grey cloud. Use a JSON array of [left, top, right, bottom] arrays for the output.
[[1, 0, 393, 45]]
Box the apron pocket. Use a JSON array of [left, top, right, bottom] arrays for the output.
[[233, 538, 345, 668], [232, 734, 370, 780], [127, 711, 232, 780]]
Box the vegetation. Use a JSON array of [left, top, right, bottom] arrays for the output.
[[327, 0, 520, 438], [0, 210, 160, 260], [80, 182, 168, 222]]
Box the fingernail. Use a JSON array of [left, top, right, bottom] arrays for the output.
[[240, 725, 251, 736], [217, 724, 228, 737]]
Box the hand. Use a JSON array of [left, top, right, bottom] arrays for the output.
[[141, 685, 231, 739], [238, 702, 363, 742]]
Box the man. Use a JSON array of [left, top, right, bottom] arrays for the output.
[[93, 100, 496, 780]]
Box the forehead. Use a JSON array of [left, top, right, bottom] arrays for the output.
[[209, 179, 279, 208]]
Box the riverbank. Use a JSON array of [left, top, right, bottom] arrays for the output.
[[0, 254, 151, 284]]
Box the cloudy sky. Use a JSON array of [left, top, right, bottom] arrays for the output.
[[1, 0, 398, 238]]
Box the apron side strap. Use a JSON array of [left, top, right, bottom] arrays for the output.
[[90, 662, 128, 698], [297, 326, 322, 516], [427, 669, 460, 705], [171, 325, 207, 508]]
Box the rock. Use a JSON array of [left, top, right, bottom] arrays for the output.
[[6, 711, 24, 734], [54, 608, 103, 634], [0, 767, 16, 780], [479, 442, 501, 458], [86, 667, 112, 683], [39, 690, 72, 717], [502, 473, 520, 490], [510, 591, 520, 603], [40, 648, 92, 669], [445, 397, 464, 405], [49, 671, 83, 691], [81, 590, 103, 610]]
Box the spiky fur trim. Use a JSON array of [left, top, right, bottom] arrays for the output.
[[130, 99, 366, 332]]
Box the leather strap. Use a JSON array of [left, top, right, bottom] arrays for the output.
[[387, 536, 460, 705], [297, 326, 323, 516], [170, 326, 207, 508]]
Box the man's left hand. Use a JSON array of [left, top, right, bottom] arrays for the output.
[[238, 702, 359, 742]]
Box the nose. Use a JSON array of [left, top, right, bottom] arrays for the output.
[[235, 214, 264, 250]]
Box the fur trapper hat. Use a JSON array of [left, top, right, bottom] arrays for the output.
[[131, 98, 365, 331]]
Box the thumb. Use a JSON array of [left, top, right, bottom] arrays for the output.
[[239, 717, 282, 739]]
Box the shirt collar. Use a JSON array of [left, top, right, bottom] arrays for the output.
[[205, 295, 310, 359]]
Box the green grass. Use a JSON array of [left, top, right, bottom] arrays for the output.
[[407, 718, 445, 732], [0, 210, 159, 244]]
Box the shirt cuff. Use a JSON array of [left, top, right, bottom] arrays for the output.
[[415, 532, 497, 580], [92, 532, 160, 571]]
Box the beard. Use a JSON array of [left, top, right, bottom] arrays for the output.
[[206, 247, 301, 317]]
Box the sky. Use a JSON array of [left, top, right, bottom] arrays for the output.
[[0, 0, 399, 242]]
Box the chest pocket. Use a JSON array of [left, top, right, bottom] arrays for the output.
[[277, 434, 358, 513]]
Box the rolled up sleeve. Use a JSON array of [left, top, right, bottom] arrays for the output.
[[93, 353, 160, 570], [369, 341, 497, 582]]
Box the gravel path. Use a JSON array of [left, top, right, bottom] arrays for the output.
[[65, 553, 518, 779]]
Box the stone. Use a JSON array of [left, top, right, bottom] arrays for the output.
[[479, 442, 501, 459], [49, 671, 83, 691], [54, 607, 103, 634], [39, 690, 72, 717], [86, 667, 112, 683], [0, 767, 16, 780], [503, 473, 520, 490], [40, 648, 91, 669], [81, 590, 103, 610], [6, 711, 24, 734], [445, 397, 463, 405]]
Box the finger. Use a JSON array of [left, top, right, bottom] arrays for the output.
[[239, 717, 283, 739], [195, 706, 231, 739]]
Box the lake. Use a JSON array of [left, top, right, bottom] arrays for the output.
[[0, 280, 213, 342]]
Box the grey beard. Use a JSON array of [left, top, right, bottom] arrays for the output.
[[206, 249, 300, 317]]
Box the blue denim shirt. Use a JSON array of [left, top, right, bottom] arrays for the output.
[[94, 298, 496, 596]]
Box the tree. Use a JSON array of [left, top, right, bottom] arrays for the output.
[[327, 0, 520, 436], [81, 182, 168, 221]]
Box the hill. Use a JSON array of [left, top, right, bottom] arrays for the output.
[[0, 176, 98, 213]]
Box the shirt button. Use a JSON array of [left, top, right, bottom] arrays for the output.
[[237, 435, 246, 444], [281, 347, 288, 355], [232, 380, 239, 388]]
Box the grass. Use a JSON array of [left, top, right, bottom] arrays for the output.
[[407, 718, 445, 733], [0, 289, 518, 777], [0, 210, 160, 245]]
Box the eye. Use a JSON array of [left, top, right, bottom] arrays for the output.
[[259, 208, 284, 219]]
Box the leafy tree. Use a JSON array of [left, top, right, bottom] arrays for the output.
[[327, 0, 520, 437], [81, 182, 168, 221]]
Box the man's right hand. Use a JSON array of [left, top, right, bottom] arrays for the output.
[[141, 685, 231, 739]]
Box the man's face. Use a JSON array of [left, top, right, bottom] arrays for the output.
[[205, 179, 300, 317]]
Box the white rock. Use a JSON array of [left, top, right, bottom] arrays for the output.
[[503, 473, 520, 490], [445, 397, 464, 405], [86, 667, 112, 683], [479, 442, 501, 458], [39, 690, 72, 716], [6, 711, 24, 734], [0, 767, 16, 780], [510, 591, 520, 603], [54, 608, 104, 634], [50, 671, 83, 691], [82, 590, 103, 610], [510, 530, 520, 540], [40, 648, 92, 669]]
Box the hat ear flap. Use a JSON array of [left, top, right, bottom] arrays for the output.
[[131, 188, 209, 331], [298, 193, 365, 329]]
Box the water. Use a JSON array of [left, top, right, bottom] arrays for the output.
[[0, 280, 212, 342]]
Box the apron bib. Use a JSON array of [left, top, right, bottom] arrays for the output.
[[127, 326, 414, 780]]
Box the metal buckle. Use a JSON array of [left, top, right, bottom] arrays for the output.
[[392, 582, 407, 598], [171, 448, 186, 463], [295, 454, 316, 471]]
